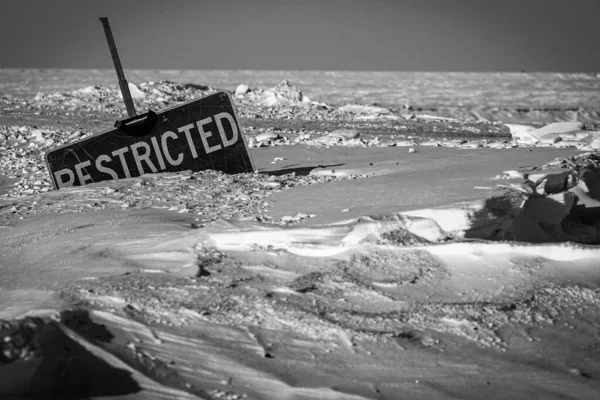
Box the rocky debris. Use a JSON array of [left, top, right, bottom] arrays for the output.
[[334, 104, 397, 120], [0, 118, 596, 204], [0, 125, 96, 197], [245, 126, 513, 150], [126, 82, 147, 101], [395, 140, 418, 147], [0, 126, 63, 196], [234, 83, 249, 97], [413, 114, 460, 123], [279, 212, 316, 225], [505, 121, 600, 150], [2, 79, 514, 140], [255, 131, 281, 143], [487, 152, 600, 243], [259, 80, 307, 106], [0, 121, 514, 202], [498, 170, 525, 180], [1, 317, 45, 363], [27, 81, 218, 115], [0, 165, 364, 226], [1, 81, 598, 204], [328, 129, 359, 139], [232, 80, 337, 121], [410, 106, 600, 125], [589, 135, 600, 149]]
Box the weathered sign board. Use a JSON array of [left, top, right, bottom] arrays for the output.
[[45, 91, 255, 189]]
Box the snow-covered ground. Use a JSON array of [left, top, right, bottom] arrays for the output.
[[2, 70, 600, 399]]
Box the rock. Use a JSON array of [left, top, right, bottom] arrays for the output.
[[541, 170, 577, 194], [30, 129, 44, 141], [459, 142, 483, 149], [581, 168, 600, 201], [313, 136, 339, 145], [527, 170, 563, 184], [344, 138, 365, 147], [78, 85, 99, 94], [528, 122, 585, 140], [402, 216, 446, 242], [488, 141, 508, 149], [235, 84, 249, 96], [415, 114, 460, 122], [68, 130, 82, 141], [260, 80, 304, 106], [263, 181, 280, 188], [521, 195, 572, 225], [408, 148, 417, 153], [328, 129, 359, 139], [0, 133, 7, 142], [554, 140, 581, 148], [127, 83, 146, 100], [502, 170, 524, 179], [578, 144, 594, 152], [570, 186, 600, 208], [538, 133, 563, 144], [591, 137, 600, 149], [561, 131, 595, 141], [255, 132, 281, 142], [587, 130, 600, 138], [337, 104, 391, 115], [395, 140, 417, 147], [505, 124, 538, 142]]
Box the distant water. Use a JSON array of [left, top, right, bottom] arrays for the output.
[[1, 69, 599, 109]]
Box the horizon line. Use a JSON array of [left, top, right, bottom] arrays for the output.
[[1, 67, 599, 75]]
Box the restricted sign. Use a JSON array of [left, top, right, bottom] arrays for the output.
[[45, 91, 255, 189]]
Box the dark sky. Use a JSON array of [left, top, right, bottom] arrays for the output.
[[1, 0, 598, 72]]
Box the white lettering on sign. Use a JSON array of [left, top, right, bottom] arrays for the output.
[[75, 160, 93, 185], [214, 112, 238, 147], [150, 137, 166, 170], [178, 124, 198, 158], [52, 111, 243, 188], [96, 155, 119, 180], [55, 169, 75, 188], [196, 117, 222, 154], [161, 131, 183, 166], [112, 147, 131, 178], [131, 141, 158, 175]]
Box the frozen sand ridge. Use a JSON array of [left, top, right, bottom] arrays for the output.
[[186, 215, 600, 260], [4, 211, 600, 398]]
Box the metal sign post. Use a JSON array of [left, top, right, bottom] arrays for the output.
[[99, 17, 137, 118]]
